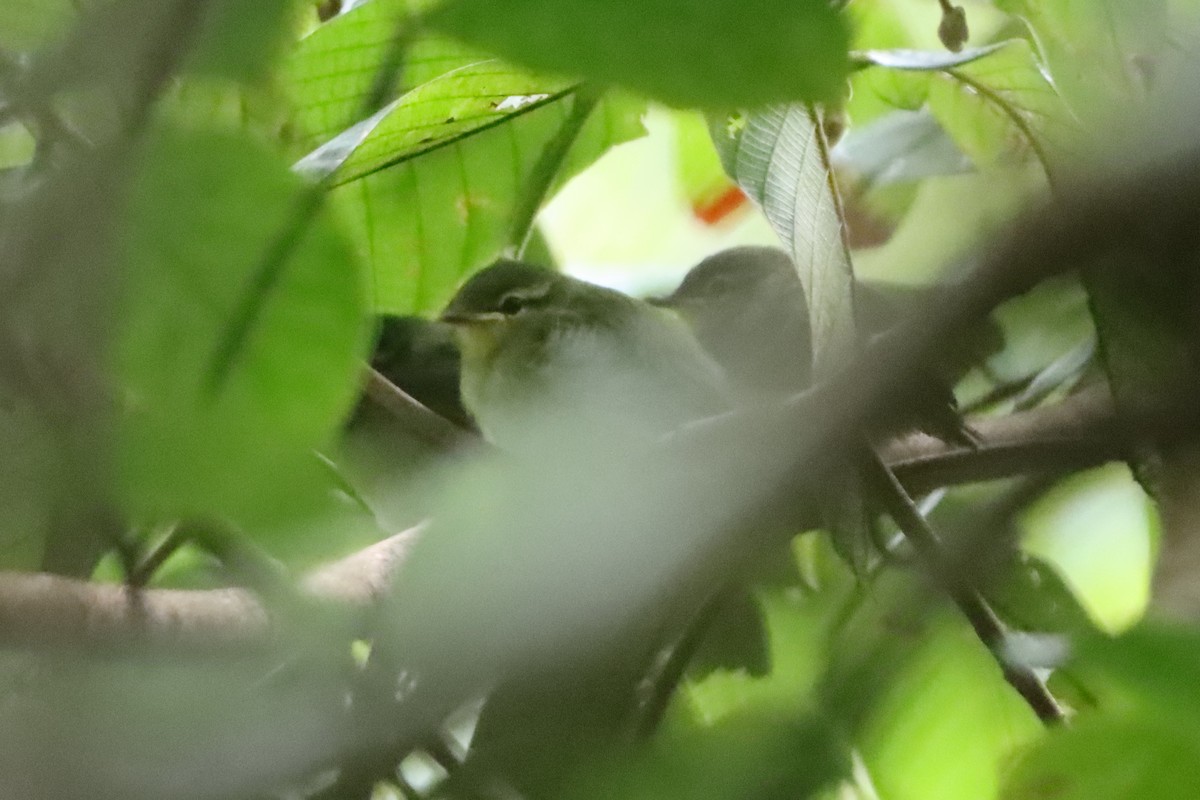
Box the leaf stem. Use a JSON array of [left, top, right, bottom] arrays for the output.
[[861, 445, 1067, 725], [508, 84, 603, 257]]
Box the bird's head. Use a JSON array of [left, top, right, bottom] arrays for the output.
[[652, 246, 799, 314], [440, 259, 632, 367]]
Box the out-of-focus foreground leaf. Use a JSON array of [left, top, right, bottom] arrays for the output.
[[1003, 623, 1200, 799], [284, 0, 485, 145], [115, 127, 370, 524], [426, 0, 850, 109]]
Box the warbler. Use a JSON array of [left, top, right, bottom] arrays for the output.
[[367, 314, 474, 431], [439, 259, 732, 449], [655, 245, 996, 443]]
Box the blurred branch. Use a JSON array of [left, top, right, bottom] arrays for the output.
[[0, 524, 423, 652], [887, 385, 1123, 494], [509, 84, 602, 256], [0, 387, 1125, 653]]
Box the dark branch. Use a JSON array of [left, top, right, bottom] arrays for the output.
[[862, 447, 1067, 725]]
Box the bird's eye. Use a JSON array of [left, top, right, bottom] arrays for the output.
[[497, 294, 525, 315]]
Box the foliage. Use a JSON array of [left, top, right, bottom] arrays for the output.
[[0, 0, 1198, 798]]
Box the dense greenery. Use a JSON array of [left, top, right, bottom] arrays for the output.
[[1, 0, 1198, 797]]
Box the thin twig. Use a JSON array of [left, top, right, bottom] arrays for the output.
[[362, 366, 481, 451], [509, 84, 602, 256], [861, 446, 1067, 725]]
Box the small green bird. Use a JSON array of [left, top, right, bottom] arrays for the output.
[[653, 246, 812, 396], [656, 245, 996, 444], [439, 259, 731, 449]]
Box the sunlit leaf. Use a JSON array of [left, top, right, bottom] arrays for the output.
[[1002, 718, 1200, 800], [284, 0, 485, 144], [427, 0, 850, 108], [301, 60, 574, 185], [1020, 465, 1156, 633], [115, 127, 371, 522], [858, 617, 1043, 800], [709, 105, 855, 370], [333, 90, 646, 314]]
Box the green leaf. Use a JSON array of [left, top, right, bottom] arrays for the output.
[[188, 0, 295, 82], [1077, 623, 1200, 719], [283, 0, 486, 145], [300, 60, 575, 185], [858, 617, 1043, 800], [925, 40, 1079, 187], [709, 106, 855, 371], [0, 0, 75, 50], [427, 0, 850, 108], [333, 90, 645, 314], [995, 0, 1167, 112], [115, 127, 370, 522], [1020, 465, 1156, 633], [566, 712, 848, 800], [1002, 718, 1200, 800], [0, 122, 36, 169]]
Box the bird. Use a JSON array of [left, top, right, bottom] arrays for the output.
[[439, 258, 732, 451], [652, 246, 812, 396], [653, 245, 997, 445], [366, 314, 474, 431]]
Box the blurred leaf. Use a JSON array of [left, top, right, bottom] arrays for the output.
[[681, 581, 859, 727], [332, 90, 645, 314], [0, 123, 35, 169], [187, 0, 295, 82], [988, 277, 1095, 383], [709, 105, 856, 369], [27, 0, 293, 96], [852, 42, 1007, 71], [995, 0, 1167, 112], [1002, 717, 1200, 800], [283, 0, 485, 145], [427, 0, 850, 108], [162, 78, 293, 142], [989, 552, 1097, 636], [1010, 337, 1094, 410], [0, 0, 75, 50], [1020, 465, 1157, 633], [299, 60, 574, 184], [672, 111, 742, 221], [115, 127, 370, 523], [1077, 623, 1200, 719], [857, 616, 1043, 800], [924, 40, 1078, 188], [566, 712, 848, 800], [833, 109, 972, 187], [0, 399, 58, 569]]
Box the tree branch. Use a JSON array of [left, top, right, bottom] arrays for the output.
[[0, 525, 423, 652], [0, 386, 1127, 654]]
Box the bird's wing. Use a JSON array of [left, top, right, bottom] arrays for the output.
[[626, 307, 735, 420]]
